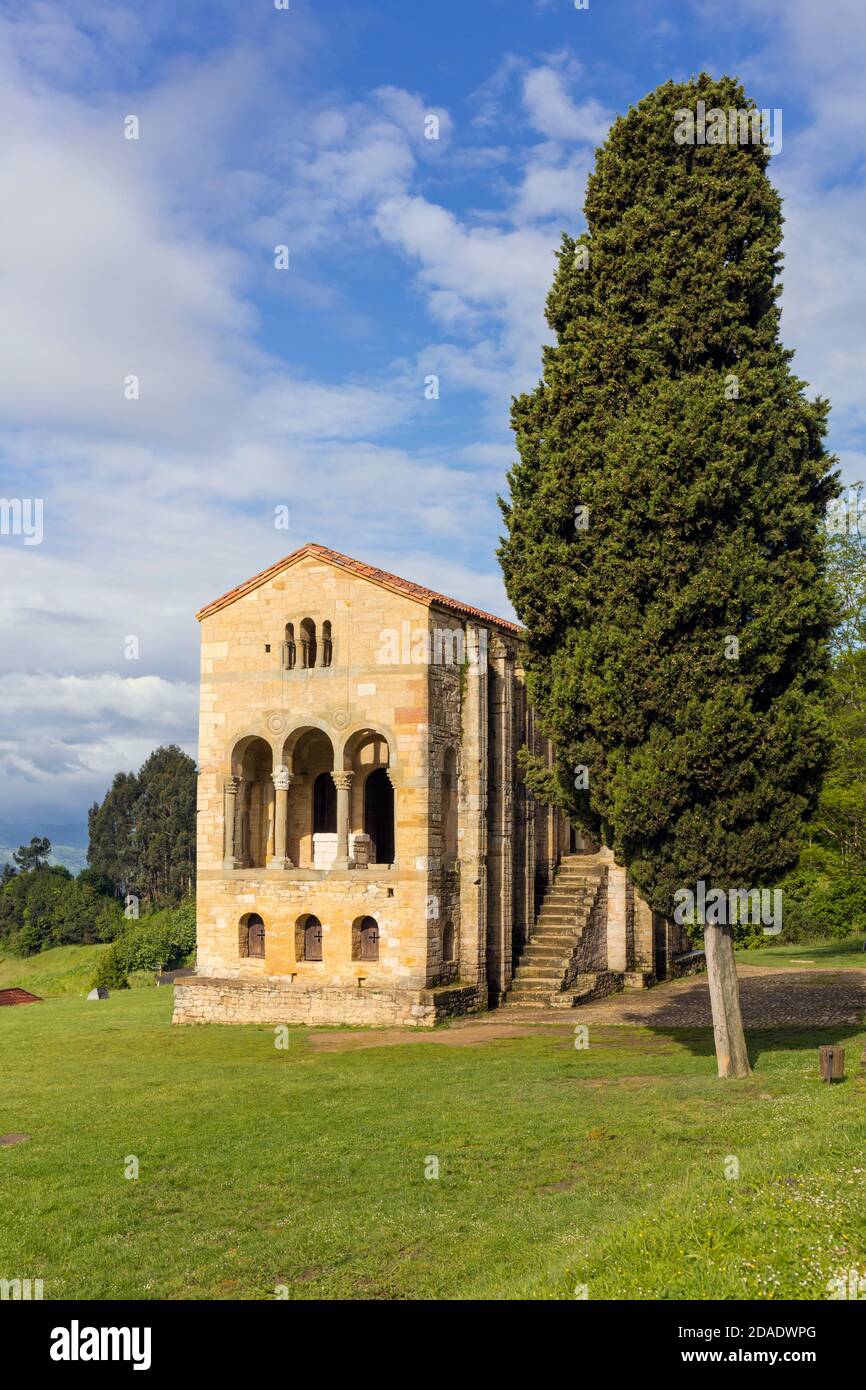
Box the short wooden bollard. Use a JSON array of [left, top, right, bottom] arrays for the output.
[[819, 1045, 845, 1083]]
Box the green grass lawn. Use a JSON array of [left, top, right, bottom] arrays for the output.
[[735, 937, 866, 970], [1, 989, 864, 1300]]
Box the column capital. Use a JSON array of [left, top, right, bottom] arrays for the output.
[[271, 765, 292, 791], [224, 774, 241, 795], [385, 767, 401, 789], [331, 770, 354, 791]]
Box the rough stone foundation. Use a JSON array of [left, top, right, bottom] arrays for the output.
[[172, 975, 483, 1028]]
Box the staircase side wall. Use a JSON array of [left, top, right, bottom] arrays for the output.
[[561, 874, 609, 988]]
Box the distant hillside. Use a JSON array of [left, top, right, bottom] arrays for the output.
[[0, 943, 109, 995], [0, 844, 88, 874]]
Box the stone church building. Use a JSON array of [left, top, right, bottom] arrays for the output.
[[173, 544, 685, 1028]]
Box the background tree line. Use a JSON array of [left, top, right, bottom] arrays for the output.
[[87, 745, 196, 902], [775, 505, 866, 941]]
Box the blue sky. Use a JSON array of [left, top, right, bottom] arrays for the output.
[[1, 0, 864, 846]]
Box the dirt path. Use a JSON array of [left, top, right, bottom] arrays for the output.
[[303, 967, 866, 1052]]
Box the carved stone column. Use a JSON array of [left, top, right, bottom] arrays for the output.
[[223, 776, 241, 869], [266, 780, 276, 860], [269, 766, 293, 869], [598, 844, 627, 972], [331, 771, 354, 868]]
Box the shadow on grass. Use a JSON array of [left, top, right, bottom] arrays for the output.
[[642, 1023, 865, 1071]]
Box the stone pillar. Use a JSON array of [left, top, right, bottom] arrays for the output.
[[633, 893, 654, 974], [487, 635, 514, 1002], [458, 624, 488, 998], [598, 845, 627, 972], [523, 691, 537, 940], [223, 776, 241, 869], [268, 766, 293, 869], [331, 771, 354, 869]]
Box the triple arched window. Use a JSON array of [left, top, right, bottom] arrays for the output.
[[281, 618, 332, 670]]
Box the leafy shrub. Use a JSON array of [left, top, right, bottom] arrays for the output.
[[89, 899, 196, 990], [91, 948, 131, 991], [775, 846, 866, 942]]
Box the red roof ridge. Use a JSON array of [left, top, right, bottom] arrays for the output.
[[196, 542, 523, 635]]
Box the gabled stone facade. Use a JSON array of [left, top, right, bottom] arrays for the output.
[[173, 544, 681, 1029]]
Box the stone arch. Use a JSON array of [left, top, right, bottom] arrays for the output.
[[228, 732, 274, 777], [281, 720, 334, 770], [338, 724, 396, 867], [228, 735, 273, 868], [281, 725, 335, 869], [337, 722, 396, 773]]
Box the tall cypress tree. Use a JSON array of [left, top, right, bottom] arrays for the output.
[[499, 75, 838, 1077]]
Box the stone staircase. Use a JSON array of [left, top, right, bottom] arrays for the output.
[[505, 855, 623, 1008]]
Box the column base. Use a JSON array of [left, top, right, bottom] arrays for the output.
[[267, 857, 294, 870], [330, 857, 352, 870], [222, 858, 243, 871]]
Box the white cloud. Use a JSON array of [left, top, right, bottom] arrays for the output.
[[714, 0, 866, 446], [521, 66, 611, 144], [0, 672, 197, 834], [374, 193, 556, 386]]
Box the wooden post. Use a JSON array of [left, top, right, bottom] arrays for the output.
[[704, 921, 751, 1078], [819, 1045, 845, 1083]]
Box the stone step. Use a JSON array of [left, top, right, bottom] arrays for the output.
[[528, 934, 583, 945], [530, 922, 586, 934], [513, 968, 565, 984], [512, 972, 571, 988], [529, 941, 581, 955], [506, 971, 625, 1009]]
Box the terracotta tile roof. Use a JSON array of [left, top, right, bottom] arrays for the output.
[[196, 543, 523, 634]]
